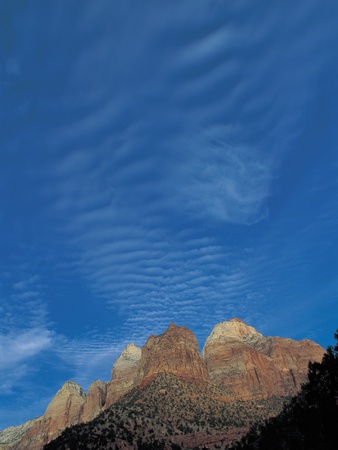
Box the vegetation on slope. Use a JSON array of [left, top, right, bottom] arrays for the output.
[[43, 373, 288, 450]]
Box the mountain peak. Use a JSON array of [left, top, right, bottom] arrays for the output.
[[138, 322, 208, 386], [122, 343, 142, 357], [202, 319, 324, 400], [229, 317, 245, 323], [44, 380, 86, 425], [105, 343, 142, 408], [57, 380, 86, 398], [111, 343, 142, 379], [204, 319, 262, 347], [163, 322, 187, 335]]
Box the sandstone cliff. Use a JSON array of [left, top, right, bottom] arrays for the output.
[[10, 381, 86, 450], [80, 380, 107, 423], [137, 322, 209, 386], [202, 318, 325, 399], [0, 418, 39, 450], [105, 343, 141, 407]]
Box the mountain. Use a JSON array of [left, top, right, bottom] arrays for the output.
[[136, 322, 209, 387], [2, 381, 86, 450], [44, 373, 288, 450], [0, 380, 108, 450], [0, 319, 325, 450], [203, 318, 323, 399]]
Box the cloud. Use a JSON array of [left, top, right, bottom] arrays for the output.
[[13, 275, 40, 291], [0, 272, 53, 395], [0, 328, 52, 371], [24, 0, 338, 351], [41, 0, 335, 236], [0, 328, 52, 395], [170, 127, 272, 224]]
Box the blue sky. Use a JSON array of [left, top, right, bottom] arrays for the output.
[[1, 0, 338, 430]]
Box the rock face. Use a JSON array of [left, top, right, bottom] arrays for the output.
[[10, 381, 86, 450], [106, 343, 141, 407], [137, 323, 209, 386], [202, 318, 325, 399], [44, 380, 86, 424], [0, 418, 39, 450], [81, 380, 107, 423]]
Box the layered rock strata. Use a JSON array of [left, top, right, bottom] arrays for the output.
[[137, 323, 209, 386], [11, 381, 86, 450], [0, 419, 39, 450], [202, 318, 325, 399], [106, 343, 141, 407], [81, 380, 108, 423]]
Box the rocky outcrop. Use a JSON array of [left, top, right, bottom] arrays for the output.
[[0, 418, 39, 450], [256, 335, 326, 394], [106, 323, 210, 404], [80, 380, 107, 423], [202, 318, 325, 399], [11, 381, 86, 450], [44, 380, 86, 423], [137, 322, 209, 386], [106, 343, 141, 408]]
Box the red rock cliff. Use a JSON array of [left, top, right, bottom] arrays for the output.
[[80, 380, 107, 423], [202, 318, 325, 399], [137, 322, 209, 386]]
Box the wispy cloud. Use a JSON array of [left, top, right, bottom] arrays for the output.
[[13, 275, 40, 291], [0, 329, 52, 373], [0, 269, 54, 398], [169, 127, 272, 224], [0, 328, 52, 394]]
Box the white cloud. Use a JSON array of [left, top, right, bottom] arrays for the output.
[[13, 275, 40, 291], [0, 328, 52, 371]]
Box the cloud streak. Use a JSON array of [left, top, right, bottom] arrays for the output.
[[0, 329, 52, 373]]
